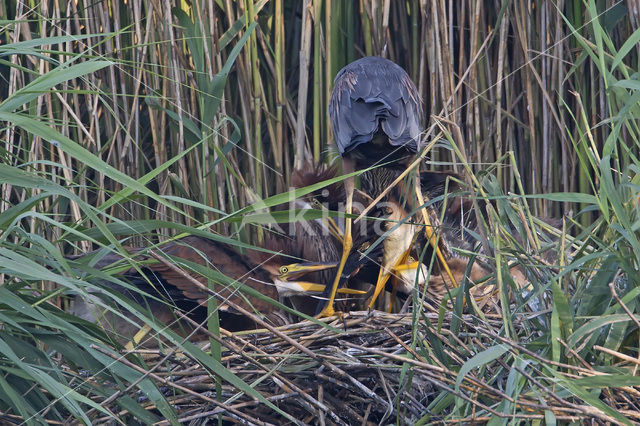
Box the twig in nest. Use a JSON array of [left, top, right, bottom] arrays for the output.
[[90, 344, 272, 425]]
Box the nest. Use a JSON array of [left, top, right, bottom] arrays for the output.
[[90, 310, 639, 425]]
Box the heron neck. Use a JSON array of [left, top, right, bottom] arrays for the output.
[[361, 167, 418, 210]]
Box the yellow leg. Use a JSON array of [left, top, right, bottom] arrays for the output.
[[369, 266, 392, 309], [312, 197, 344, 244], [125, 323, 152, 350], [316, 176, 354, 318], [392, 261, 420, 272], [389, 248, 411, 312], [337, 287, 368, 295], [369, 246, 412, 310], [414, 175, 459, 289], [388, 280, 398, 313], [424, 222, 458, 288], [438, 250, 457, 287]]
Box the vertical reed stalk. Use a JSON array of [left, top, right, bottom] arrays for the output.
[[294, 0, 313, 170], [324, 0, 332, 148], [313, 0, 323, 162], [246, 0, 264, 201]]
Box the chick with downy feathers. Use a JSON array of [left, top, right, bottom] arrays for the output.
[[393, 170, 562, 312]]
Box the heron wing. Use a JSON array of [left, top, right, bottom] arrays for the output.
[[72, 236, 279, 315], [145, 236, 279, 314], [330, 56, 422, 155]]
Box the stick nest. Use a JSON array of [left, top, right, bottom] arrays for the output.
[[93, 310, 639, 425]]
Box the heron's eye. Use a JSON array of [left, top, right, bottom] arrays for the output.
[[312, 199, 321, 207], [279, 266, 288, 275], [408, 256, 416, 263]]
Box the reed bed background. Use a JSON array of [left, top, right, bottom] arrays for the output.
[[2, 0, 640, 424], [4, 0, 638, 230]]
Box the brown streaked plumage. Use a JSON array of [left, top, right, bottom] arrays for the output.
[[359, 167, 469, 310], [415, 258, 531, 314], [264, 163, 377, 288], [72, 234, 358, 346], [71, 165, 376, 346], [146, 236, 280, 313], [389, 247, 534, 314], [71, 236, 285, 347]]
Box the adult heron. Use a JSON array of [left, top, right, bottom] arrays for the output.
[[318, 56, 452, 317]]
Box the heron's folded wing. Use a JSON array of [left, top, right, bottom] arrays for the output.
[[147, 236, 279, 314], [329, 57, 423, 154]]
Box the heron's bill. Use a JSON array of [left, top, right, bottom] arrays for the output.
[[274, 279, 366, 296], [391, 261, 420, 272], [322, 216, 344, 244], [295, 281, 367, 295], [278, 261, 338, 280]]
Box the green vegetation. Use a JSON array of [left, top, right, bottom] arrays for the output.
[[1, 0, 640, 423]]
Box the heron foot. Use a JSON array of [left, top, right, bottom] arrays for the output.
[[315, 305, 342, 319]]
